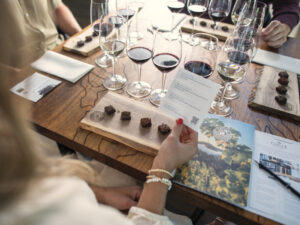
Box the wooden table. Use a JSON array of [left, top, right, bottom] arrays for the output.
[[11, 6, 300, 225]]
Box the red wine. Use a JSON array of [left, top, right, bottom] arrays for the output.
[[153, 53, 179, 73], [184, 61, 212, 78], [128, 47, 152, 64], [233, 38, 252, 52], [167, 1, 185, 13], [188, 5, 207, 17], [210, 11, 227, 22], [108, 16, 124, 28], [118, 9, 135, 20], [227, 50, 250, 65], [100, 23, 113, 37]]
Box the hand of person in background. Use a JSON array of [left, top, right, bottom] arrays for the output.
[[91, 186, 142, 210], [261, 20, 291, 48]]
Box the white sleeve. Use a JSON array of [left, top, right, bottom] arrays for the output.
[[128, 207, 174, 225]]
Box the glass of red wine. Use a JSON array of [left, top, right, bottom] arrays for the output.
[[208, 0, 232, 32], [149, 31, 182, 106], [164, 0, 186, 41], [183, 0, 209, 45], [126, 18, 153, 98], [184, 33, 218, 78], [90, 0, 112, 68]]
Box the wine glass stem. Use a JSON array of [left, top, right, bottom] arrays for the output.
[[137, 64, 142, 83], [112, 57, 116, 78], [161, 72, 167, 91], [171, 13, 175, 35], [191, 16, 196, 38], [220, 82, 229, 103]]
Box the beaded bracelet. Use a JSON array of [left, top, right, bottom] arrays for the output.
[[148, 169, 173, 178], [146, 176, 172, 190]]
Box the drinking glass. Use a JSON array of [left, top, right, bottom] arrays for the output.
[[208, 0, 232, 31], [183, 0, 209, 45], [184, 33, 218, 78], [231, 0, 257, 25], [126, 19, 153, 98], [165, 0, 186, 41], [91, 0, 112, 68], [99, 8, 127, 90], [128, 0, 145, 40], [149, 31, 182, 106], [209, 38, 250, 116]]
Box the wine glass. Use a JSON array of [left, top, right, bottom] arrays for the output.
[[165, 0, 186, 41], [210, 38, 250, 116], [126, 18, 153, 98], [99, 7, 127, 90], [231, 0, 256, 25], [90, 0, 112, 68], [184, 33, 218, 78], [183, 0, 209, 45], [128, 0, 145, 40], [208, 0, 232, 31], [149, 31, 182, 106]]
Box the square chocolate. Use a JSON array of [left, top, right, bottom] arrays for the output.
[[140, 118, 152, 128], [121, 111, 131, 120], [158, 123, 171, 135], [104, 105, 116, 115]]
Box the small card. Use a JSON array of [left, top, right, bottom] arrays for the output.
[[159, 68, 221, 131], [10, 72, 61, 102]]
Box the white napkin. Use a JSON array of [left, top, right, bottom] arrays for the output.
[[253, 49, 300, 74], [31, 51, 94, 83]]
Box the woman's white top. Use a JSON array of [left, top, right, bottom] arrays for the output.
[[0, 177, 174, 225]]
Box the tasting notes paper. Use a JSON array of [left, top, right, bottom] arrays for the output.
[[159, 68, 221, 131]]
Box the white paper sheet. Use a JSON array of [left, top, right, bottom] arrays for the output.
[[253, 49, 300, 74], [31, 51, 94, 83], [159, 68, 221, 131], [247, 131, 300, 225], [10, 72, 61, 102]]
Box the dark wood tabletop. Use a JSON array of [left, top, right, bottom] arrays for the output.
[[10, 4, 300, 225]]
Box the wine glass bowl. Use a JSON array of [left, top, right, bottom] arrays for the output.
[[208, 0, 232, 31]]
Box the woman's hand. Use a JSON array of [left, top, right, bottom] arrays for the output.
[[153, 119, 198, 172], [261, 20, 291, 48], [91, 186, 142, 210]]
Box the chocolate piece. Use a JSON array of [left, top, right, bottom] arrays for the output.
[[85, 35, 93, 42], [77, 40, 84, 47], [200, 21, 207, 27], [189, 18, 195, 24], [104, 105, 116, 115], [140, 118, 152, 128], [278, 71, 289, 79], [276, 86, 287, 95], [158, 123, 171, 135], [210, 24, 215, 29], [221, 26, 229, 32], [92, 31, 99, 37], [278, 77, 289, 86], [275, 95, 287, 105], [121, 111, 131, 120]]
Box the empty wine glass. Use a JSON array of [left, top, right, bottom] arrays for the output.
[[231, 0, 257, 25], [91, 0, 112, 68], [99, 6, 127, 90], [149, 31, 182, 106], [208, 0, 232, 31], [183, 0, 209, 45], [126, 18, 153, 98], [128, 0, 145, 40], [184, 33, 218, 78]]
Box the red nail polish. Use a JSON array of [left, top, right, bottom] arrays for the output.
[[176, 118, 183, 125]]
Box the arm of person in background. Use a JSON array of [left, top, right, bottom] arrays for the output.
[[261, 0, 300, 48], [54, 2, 82, 36]]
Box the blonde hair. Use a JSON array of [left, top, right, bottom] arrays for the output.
[[0, 1, 95, 208]]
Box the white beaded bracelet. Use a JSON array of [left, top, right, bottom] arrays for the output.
[[146, 176, 172, 191]]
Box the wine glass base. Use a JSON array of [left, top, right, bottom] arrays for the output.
[[224, 86, 240, 100], [182, 34, 200, 46], [201, 40, 218, 51], [130, 31, 144, 40], [163, 32, 179, 41], [126, 81, 152, 98], [149, 89, 167, 107], [102, 74, 127, 91], [209, 100, 232, 117], [95, 54, 112, 68]]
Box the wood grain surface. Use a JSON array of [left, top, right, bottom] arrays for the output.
[[9, 1, 300, 224]]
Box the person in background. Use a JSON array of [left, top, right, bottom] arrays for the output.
[[1, 0, 81, 68]]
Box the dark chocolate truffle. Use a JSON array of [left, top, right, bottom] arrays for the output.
[[140, 118, 152, 128], [221, 26, 229, 32], [278, 71, 289, 79], [104, 105, 116, 115], [85, 35, 93, 42], [278, 77, 289, 86], [92, 31, 99, 37], [77, 40, 84, 47], [158, 123, 171, 135], [200, 21, 207, 27], [275, 95, 287, 105], [121, 111, 131, 120], [276, 86, 287, 95]]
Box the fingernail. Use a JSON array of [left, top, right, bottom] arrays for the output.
[[176, 118, 183, 125]]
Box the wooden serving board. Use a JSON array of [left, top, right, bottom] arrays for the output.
[[181, 17, 234, 41], [63, 27, 100, 56], [248, 66, 300, 122], [80, 92, 175, 156]]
